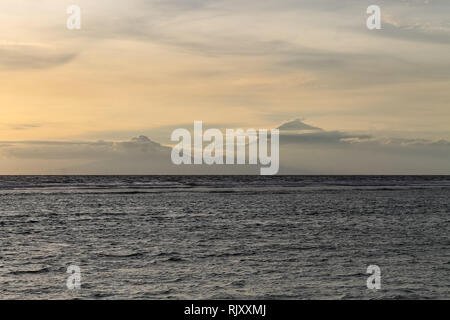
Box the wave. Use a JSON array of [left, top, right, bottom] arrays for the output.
[[97, 251, 145, 258], [1, 175, 449, 190], [9, 266, 51, 275]]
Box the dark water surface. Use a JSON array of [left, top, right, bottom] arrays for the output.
[[0, 176, 449, 299]]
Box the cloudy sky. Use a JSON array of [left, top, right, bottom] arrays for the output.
[[1, 0, 449, 174]]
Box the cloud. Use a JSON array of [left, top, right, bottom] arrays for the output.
[[281, 131, 372, 145], [275, 119, 450, 174], [0, 136, 174, 174], [0, 136, 168, 160], [280, 48, 450, 86], [149, 0, 218, 12], [0, 135, 259, 174], [278, 119, 323, 132], [278, 119, 450, 150], [22, 0, 449, 90], [1, 119, 449, 174], [370, 21, 450, 45], [0, 44, 77, 70], [4, 123, 42, 131]]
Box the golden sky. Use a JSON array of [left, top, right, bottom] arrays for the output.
[[1, 0, 450, 173]]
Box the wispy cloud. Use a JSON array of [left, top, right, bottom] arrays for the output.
[[368, 21, 450, 45], [0, 44, 77, 70], [4, 123, 42, 131]]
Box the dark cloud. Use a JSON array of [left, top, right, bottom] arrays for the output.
[[278, 126, 450, 174], [279, 121, 450, 150], [278, 119, 323, 132]]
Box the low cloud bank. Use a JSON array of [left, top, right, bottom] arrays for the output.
[[0, 120, 449, 174]]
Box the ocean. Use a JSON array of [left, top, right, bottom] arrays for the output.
[[0, 175, 449, 299]]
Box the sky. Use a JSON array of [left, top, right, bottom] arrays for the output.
[[0, 0, 449, 174]]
